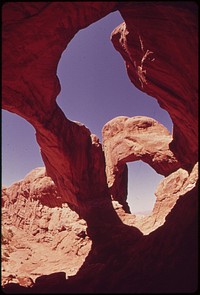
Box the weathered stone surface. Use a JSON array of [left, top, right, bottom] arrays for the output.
[[3, 178, 198, 293], [1, 274, 34, 288], [2, 168, 85, 235], [2, 163, 198, 287], [2, 1, 198, 293], [112, 2, 198, 171], [2, 1, 122, 238], [152, 163, 198, 226], [2, 169, 92, 282], [102, 116, 181, 211], [119, 162, 198, 235]]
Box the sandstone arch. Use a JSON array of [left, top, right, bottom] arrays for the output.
[[102, 116, 181, 212], [2, 2, 198, 292], [2, 2, 123, 239], [2, 1, 197, 232]]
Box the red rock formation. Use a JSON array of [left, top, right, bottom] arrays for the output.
[[102, 115, 181, 211], [112, 2, 198, 171], [118, 163, 198, 235], [3, 176, 198, 293], [152, 162, 198, 229], [2, 2, 198, 293], [3, 161, 197, 238], [2, 168, 92, 280], [2, 2, 122, 238], [2, 167, 87, 235], [2, 162, 198, 292]]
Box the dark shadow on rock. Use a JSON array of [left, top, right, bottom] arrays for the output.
[[2, 183, 198, 293], [2, 283, 30, 294]]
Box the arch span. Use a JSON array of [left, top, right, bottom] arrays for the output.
[[102, 116, 181, 212]]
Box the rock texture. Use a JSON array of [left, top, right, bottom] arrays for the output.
[[111, 2, 198, 171], [2, 163, 198, 291], [2, 1, 198, 294], [2, 170, 198, 293], [2, 168, 92, 281], [2, 167, 82, 234], [124, 163, 198, 235], [2, 1, 122, 239], [102, 116, 181, 211]]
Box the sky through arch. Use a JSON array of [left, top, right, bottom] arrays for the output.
[[2, 11, 172, 213]]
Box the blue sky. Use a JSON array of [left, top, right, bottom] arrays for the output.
[[2, 11, 172, 213]]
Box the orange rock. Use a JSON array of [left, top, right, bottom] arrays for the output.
[[102, 116, 181, 210], [17, 276, 34, 288]]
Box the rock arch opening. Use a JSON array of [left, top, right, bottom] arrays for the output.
[[56, 11, 173, 142], [2, 10, 174, 194], [127, 161, 164, 215], [55, 11, 174, 219], [2, 2, 198, 293]]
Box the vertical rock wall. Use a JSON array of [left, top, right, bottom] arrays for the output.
[[113, 2, 198, 171]]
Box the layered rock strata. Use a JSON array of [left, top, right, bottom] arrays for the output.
[[2, 168, 92, 280], [2, 168, 80, 234]]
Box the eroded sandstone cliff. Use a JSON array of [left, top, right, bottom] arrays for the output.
[[2, 1, 198, 293], [111, 2, 198, 171], [2, 161, 198, 284], [2, 1, 122, 239], [2, 168, 92, 281], [2, 162, 198, 292]]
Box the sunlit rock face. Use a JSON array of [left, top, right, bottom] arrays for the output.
[[151, 162, 198, 230], [120, 163, 198, 235], [112, 2, 198, 171], [2, 167, 78, 232], [102, 115, 181, 211], [2, 1, 198, 293], [2, 168, 92, 280]]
